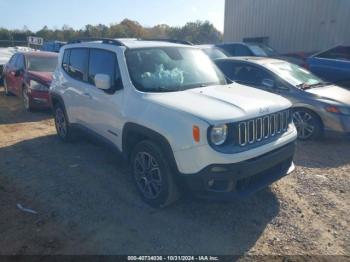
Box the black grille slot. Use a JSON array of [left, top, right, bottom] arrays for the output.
[[270, 114, 276, 136], [256, 118, 263, 142]]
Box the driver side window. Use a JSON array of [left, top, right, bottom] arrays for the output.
[[234, 64, 275, 88], [16, 54, 25, 70]]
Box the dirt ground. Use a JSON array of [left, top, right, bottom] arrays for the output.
[[0, 86, 349, 256]]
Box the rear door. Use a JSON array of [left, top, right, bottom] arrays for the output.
[[12, 54, 26, 96], [5, 54, 18, 92], [60, 48, 90, 124]]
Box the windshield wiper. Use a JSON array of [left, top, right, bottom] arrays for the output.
[[297, 82, 329, 90], [151, 86, 181, 92]]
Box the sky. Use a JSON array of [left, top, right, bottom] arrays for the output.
[[0, 0, 225, 32]]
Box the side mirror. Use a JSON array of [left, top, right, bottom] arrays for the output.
[[262, 78, 275, 89], [94, 74, 111, 90]]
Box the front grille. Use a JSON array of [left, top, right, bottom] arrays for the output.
[[237, 110, 291, 147]]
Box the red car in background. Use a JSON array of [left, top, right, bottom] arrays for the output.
[[3, 51, 58, 111]]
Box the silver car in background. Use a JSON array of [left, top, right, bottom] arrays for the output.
[[215, 57, 350, 140]]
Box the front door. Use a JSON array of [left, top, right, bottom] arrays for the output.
[[82, 48, 124, 148]]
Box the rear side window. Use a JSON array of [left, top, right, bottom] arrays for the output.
[[67, 48, 88, 81], [62, 50, 70, 72]]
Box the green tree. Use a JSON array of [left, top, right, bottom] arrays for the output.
[[0, 20, 223, 47]]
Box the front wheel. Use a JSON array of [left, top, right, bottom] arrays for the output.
[[22, 87, 31, 111], [130, 141, 180, 208], [293, 109, 322, 140], [4, 78, 11, 96]]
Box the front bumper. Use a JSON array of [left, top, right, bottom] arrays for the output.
[[179, 142, 296, 200], [323, 112, 350, 135], [28, 89, 51, 109]]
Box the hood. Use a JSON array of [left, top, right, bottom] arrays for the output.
[[306, 85, 350, 105], [27, 71, 53, 86], [146, 83, 292, 124]]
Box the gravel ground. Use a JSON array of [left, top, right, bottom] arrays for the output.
[[0, 87, 349, 256]]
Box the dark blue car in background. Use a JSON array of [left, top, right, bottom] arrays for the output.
[[40, 41, 66, 53], [216, 42, 306, 66], [307, 45, 350, 88]]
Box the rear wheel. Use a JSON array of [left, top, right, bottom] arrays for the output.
[[293, 109, 322, 140], [130, 141, 180, 208], [54, 103, 76, 142]]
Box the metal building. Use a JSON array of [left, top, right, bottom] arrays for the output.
[[224, 0, 350, 53]]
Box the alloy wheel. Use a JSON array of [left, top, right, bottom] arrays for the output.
[[55, 108, 67, 138], [293, 111, 315, 140], [133, 152, 163, 200]]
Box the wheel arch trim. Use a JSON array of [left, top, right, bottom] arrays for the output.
[[122, 122, 179, 173]]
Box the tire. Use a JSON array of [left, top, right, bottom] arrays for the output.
[[3, 78, 11, 96], [293, 109, 322, 140], [22, 87, 32, 111], [54, 103, 76, 142], [130, 140, 180, 208]]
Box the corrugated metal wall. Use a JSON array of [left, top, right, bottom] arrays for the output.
[[224, 0, 350, 53]]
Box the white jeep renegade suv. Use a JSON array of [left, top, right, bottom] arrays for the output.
[[50, 38, 297, 208]]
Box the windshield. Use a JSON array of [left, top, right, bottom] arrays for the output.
[[266, 62, 323, 87], [125, 47, 227, 92], [248, 44, 279, 57], [202, 47, 228, 60], [27, 56, 58, 72]]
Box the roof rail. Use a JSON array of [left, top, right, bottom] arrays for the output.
[[141, 38, 193, 45], [67, 38, 126, 47]]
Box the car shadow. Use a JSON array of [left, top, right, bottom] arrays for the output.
[[0, 134, 280, 255], [295, 137, 350, 168], [0, 87, 52, 125]]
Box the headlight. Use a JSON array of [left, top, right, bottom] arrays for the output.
[[210, 124, 228, 146], [325, 105, 350, 116], [29, 80, 48, 91]]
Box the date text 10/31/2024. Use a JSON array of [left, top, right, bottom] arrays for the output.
[[127, 256, 220, 261]]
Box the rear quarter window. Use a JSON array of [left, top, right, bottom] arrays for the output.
[[65, 48, 88, 81]]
